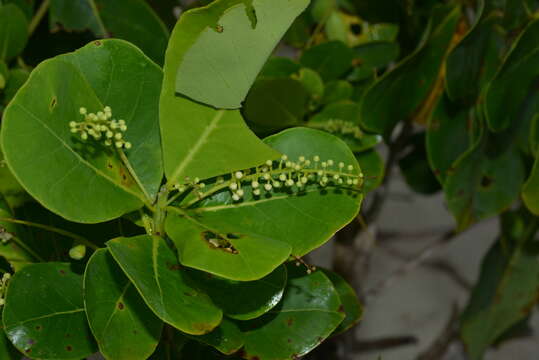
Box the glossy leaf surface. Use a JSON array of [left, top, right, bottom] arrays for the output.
[[0, 4, 28, 61], [3, 263, 97, 359], [107, 235, 223, 335], [84, 249, 163, 360]]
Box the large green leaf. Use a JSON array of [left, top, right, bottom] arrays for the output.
[[178, 128, 363, 259], [185, 265, 287, 320], [461, 215, 539, 360], [523, 156, 539, 215], [0, 4, 28, 61], [49, 0, 169, 64], [360, 5, 460, 135], [174, 0, 309, 109], [484, 19, 539, 132], [160, 0, 281, 186], [107, 235, 223, 335], [165, 213, 291, 281], [444, 136, 525, 230], [1, 40, 163, 223], [238, 264, 344, 360], [84, 249, 163, 360], [2, 263, 97, 359]]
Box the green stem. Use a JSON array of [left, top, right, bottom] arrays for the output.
[[0, 217, 99, 250], [28, 0, 50, 37], [153, 187, 169, 236], [9, 235, 44, 262]]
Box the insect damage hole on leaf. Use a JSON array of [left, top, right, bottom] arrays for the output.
[[202, 231, 239, 254]]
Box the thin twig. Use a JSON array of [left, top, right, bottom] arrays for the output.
[[28, 0, 50, 36], [365, 229, 456, 299], [0, 217, 99, 250]]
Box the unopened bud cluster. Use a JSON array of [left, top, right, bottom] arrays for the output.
[[0, 273, 11, 307], [319, 119, 364, 140], [70, 106, 132, 149], [0, 227, 14, 244]]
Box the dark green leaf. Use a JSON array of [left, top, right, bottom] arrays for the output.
[[355, 149, 384, 193], [174, 0, 309, 109], [354, 41, 400, 69], [238, 264, 345, 360], [300, 41, 354, 81], [360, 5, 460, 135], [4, 0, 34, 20], [186, 265, 287, 320], [321, 80, 353, 104], [187, 318, 243, 355], [297, 67, 325, 100], [243, 78, 308, 135], [322, 269, 362, 335], [0, 4, 28, 61], [523, 156, 539, 215], [399, 133, 441, 195], [3, 263, 97, 359], [484, 19, 539, 133], [1, 68, 29, 108], [1, 40, 163, 223], [259, 57, 301, 79], [0, 196, 34, 270], [84, 249, 163, 360], [107, 235, 223, 335], [49, 0, 169, 64]]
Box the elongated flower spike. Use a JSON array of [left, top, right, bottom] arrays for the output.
[[70, 106, 132, 150]]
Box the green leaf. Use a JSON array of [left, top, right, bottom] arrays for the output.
[[297, 67, 325, 100], [1, 40, 163, 223], [426, 95, 476, 184], [354, 41, 400, 69], [461, 220, 539, 360], [185, 265, 287, 320], [180, 128, 363, 258], [187, 318, 243, 355], [531, 114, 539, 155], [523, 156, 539, 215], [485, 19, 539, 132], [444, 136, 525, 230], [0, 4, 28, 61], [49, 0, 169, 64], [399, 133, 441, 195], [300, 41, 354, 81], [322, 269, 362, 335], [2, 263, 97, 359], [238, 264, 344, 360], [160, 1, 281, 185], [174, 0, 309, 109], [2, 68, 29, 109], [259, 57, 301, 79], [446, 3, 503, 105], [355, 149, 384, 193], [107, 235, 223, 335], [84, 249, 163, 360], [360, 5, 460, 135], [243, 78, 308, 135], [4, 0, 34, 20], [308, 102, 382, 152], [0, 148, 30, 209], [321, 80, 353, 104], [165, 213, 291, 281], [0, 197, 34, 270]]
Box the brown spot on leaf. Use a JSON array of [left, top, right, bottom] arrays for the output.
[[216, 25, 224, 33], [94, 40, 102, 46], [25, 349, 31, 353], [65, 333, 71, 338], [338, 305, 345, 313], [480, 176, 493, 188], [286, 318, 293, 326], [35, 325, 42, 331], [66, 345, 73, 352], [118, 302, 125, 310], [49, 97, 57, 110], [250, 357, 260, 360], [287, 338, 292, 343], [59, 270, 66, 275], [167, 263, 181, 271]]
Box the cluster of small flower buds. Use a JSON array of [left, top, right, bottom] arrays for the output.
[[294, 256, 317, 274], [319, 119, 364, 140], [0, 227, 14, 244], [0, 272, 11, 306], [224, 154, 363, 202], [69, 106, 132, 149]]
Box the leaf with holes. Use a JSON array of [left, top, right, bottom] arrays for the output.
[[238, 264, 345, 360], [173, 128, 362, 262], [107, 235, 223, 335], [0, 4, 28, 61], [184, 265, 287, 320], [1, 39, 163, 223], [84, 249, 163, 360], [49, 0, 169, 64], [160, 0, 282, 185], [165, 213, 291, 281], [2, 263, 97, 359], [174, 0, 309, 109], [360, 5, 459, 135]]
